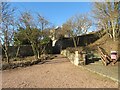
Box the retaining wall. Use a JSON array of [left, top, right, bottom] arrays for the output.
[[61, 49, 85, 66]]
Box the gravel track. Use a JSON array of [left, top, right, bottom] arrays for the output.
[[2, 55, 118, 88]]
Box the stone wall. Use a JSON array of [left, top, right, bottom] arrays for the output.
[[53, 33, 100, 54], [2, 44, 52, 58], [61, 49, 86, 66], [2, 46, 34, 58]]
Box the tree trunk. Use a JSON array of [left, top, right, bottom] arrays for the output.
[[16, 46, 20, 57], [111, 21, 116, 41], [72, 37, 77, 48], [105, 23, 113, 39], [6, 53, 9, 63], [31, 44, 37, 60], [4, 29, 9, 63], [77, 37, 80, 46], [37, 50, 40, 59], [4, 47, 9, 63], [41, 45, 46, 54]]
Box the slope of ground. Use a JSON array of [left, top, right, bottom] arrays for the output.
[[88, 34, 120, 58], [66, 34, 120, 60]]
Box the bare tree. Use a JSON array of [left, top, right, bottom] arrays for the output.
[[0, 2, 15, 63], [73, 14, 92, 45], [62, 14, 92, 48], [19, 11, 39, 59], [92, 2, 119, 41], [37, 13, 49, 31], [18, 11, 51, 60]]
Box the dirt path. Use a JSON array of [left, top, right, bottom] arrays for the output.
[[2, 54, 118, 88]]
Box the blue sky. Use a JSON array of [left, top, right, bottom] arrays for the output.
[[11, 2, 93, 28]]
